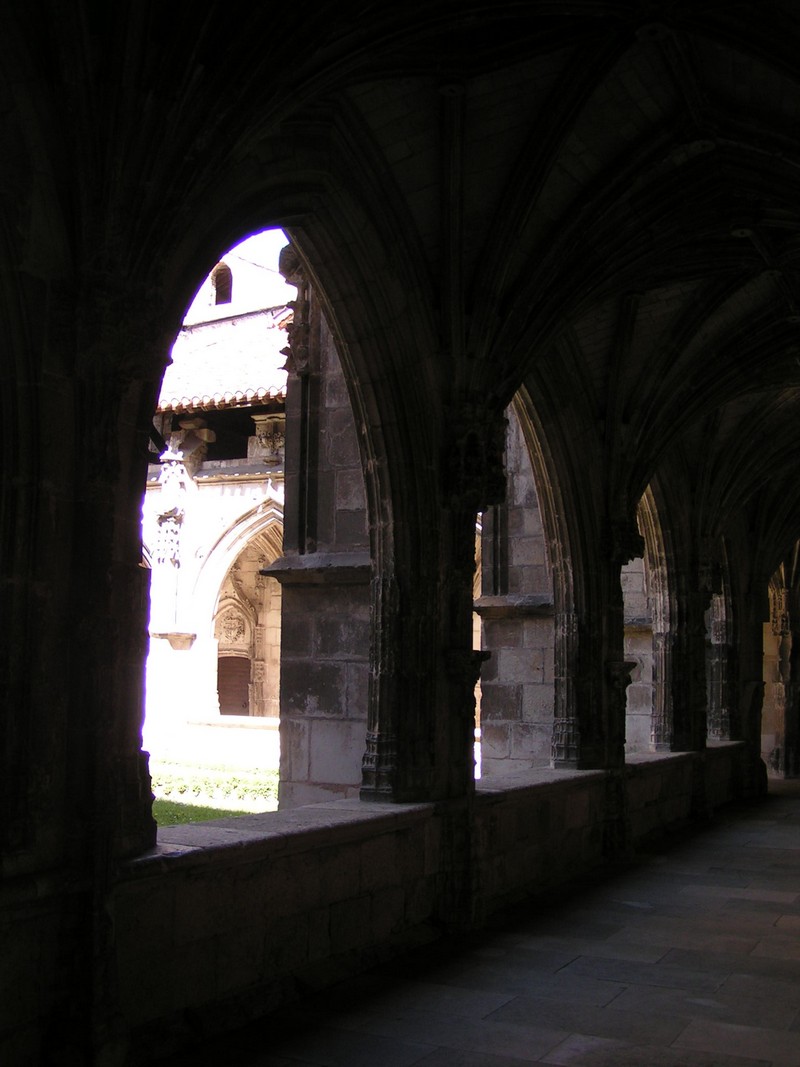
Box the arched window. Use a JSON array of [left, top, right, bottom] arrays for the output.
[[211, 262, 232, 305]]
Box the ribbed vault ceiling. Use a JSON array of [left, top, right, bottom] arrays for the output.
[[5, 1, 800, 574]]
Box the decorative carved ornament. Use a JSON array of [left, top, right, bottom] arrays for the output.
[[216, 609, 249, 649], [772, 586, 790, 636]]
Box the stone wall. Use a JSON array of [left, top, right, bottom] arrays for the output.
[[478, 411, 555, 774], [111, 744, 747, 1062]]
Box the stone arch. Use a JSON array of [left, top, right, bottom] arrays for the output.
[[192, 497, 284, 633]]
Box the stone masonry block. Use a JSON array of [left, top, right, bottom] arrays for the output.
[[267, 913, 310, 973], [480, 722, 511, 759], [318, 848, 357, 902], [216, 927, 265, 996], [625, 712, 652, 752], [324, 372, 351, 409], [114, 882, 175, 959], [330, 895, 372, 953], [496, 647, 544, 685], [281, 661, 347, 716], [520, 682, 555, 721], [334, 506, 369, 548], [360, 833, 399, 892], [483, 618, 524, 649], [279, 717, 310, 781], [309, 717, 366, 786], [336, 468, 367, 510], [522, 617, 555, 648], [405, 877, 437, 926], [480, 681, 523, 723], [316, 616, 370, 659], [398, 828, 426, 882], [308, 906, 332, 962], [119, 949, 176, 1023], [510, 721, 552, 762], [173, 874, 225, 946], [626, 683, 651, 714], [346, 661, 370, 721], [325, 408, 361, 468], [371, 885, 406, 942], [280, 615, 313, 657]]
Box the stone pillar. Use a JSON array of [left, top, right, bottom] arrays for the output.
[[266, 243, 371, 806], [671, 583, 711, 752], [551, 608, 582, 764], [783, 583, 800, 777], [553, 519, 640, 770], [268, 556, 370, 806], [708, 591, 736, 742], [361, 403, 506, 802], [651, 630, 673, 749]]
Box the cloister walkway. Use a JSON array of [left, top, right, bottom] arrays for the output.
[[170, 781, 800, 1067]]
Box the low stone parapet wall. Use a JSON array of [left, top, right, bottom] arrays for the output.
[[112, 742, 748, 1060]]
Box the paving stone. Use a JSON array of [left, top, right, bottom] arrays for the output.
[[721, 970, 800, 1007], [355, 979, 519, 1019], [556, 955, 728, 992], [413, 1048, 539, 1066], [485, 995, 687, 1045], [502, 933, 668, 963], [674, 1018, 800, 1066], [612, 982, 799, 1029], [540, 1034, 770, 1066], [662, 946, 800, 982], [265, 1025, 437, 1066], [329, 1005, 569, 1062]]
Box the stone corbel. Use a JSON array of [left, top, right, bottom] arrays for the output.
[[151, 632, 197, 650], [445, 648, 490, 692]]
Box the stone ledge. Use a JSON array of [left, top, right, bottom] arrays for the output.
[[124, 798, 432, 877], [476, 765, 605, 798], [474, 594, 554, 618], [261, 551, 370, 585], [625, 740, 744, 768]]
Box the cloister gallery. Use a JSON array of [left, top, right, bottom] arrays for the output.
[[4, 4, 800, 1063]]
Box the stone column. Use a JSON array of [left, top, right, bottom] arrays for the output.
[[361, 403, 506, 802], [708, 591, 736, 742], [671, 583, 711, 752], [553, 520, 640, 770], [651, 630, 673, 749], [267, 243, 371, 806]]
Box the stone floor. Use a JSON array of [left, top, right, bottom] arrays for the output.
[[169, 781, 800, 1067]]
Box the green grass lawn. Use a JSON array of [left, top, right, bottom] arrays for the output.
[[150, 763, 279, 814], [153, 798, 251, 825]]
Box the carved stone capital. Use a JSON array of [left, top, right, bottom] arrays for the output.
[[603, 519, 644, 565], [443, 403, 507, 512], [445, 648, 490, 691], [606, 658, 638, 691]]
